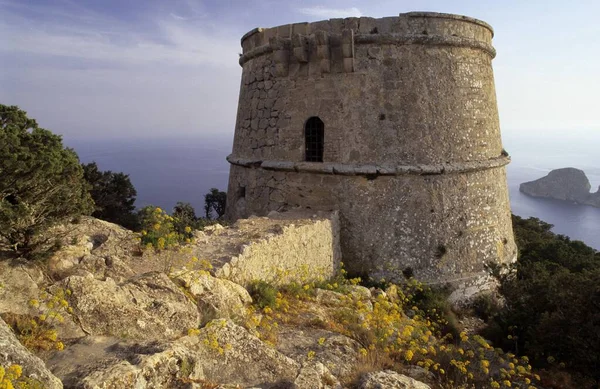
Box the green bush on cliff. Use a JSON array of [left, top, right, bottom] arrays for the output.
[[482, 215, 600, 385], [204, 188, 226, 219], [137, 206, 182, 250], [82, 162, 138, 230], [172, 201, 203, 235], [0, 105, 93, 258]]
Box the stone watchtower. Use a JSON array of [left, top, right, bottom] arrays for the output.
[[226, 12, 517, 294]]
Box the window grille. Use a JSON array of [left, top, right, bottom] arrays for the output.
[[304, 117, 324, 162]]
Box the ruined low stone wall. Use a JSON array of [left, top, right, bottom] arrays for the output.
[[191, 210, 341, 287]]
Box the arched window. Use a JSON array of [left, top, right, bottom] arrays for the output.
[[304, 117, 324, 162]]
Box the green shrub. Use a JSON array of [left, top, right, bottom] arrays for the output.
[[483, 215, 600, 385], [471, 293, 501, 322], [247, 281, 278, 309], [82, 162, 138, 229], [172, 202, 198, 241], [204, 188, 226, 219], [0, 105, 93, 258], [137, 206, 182, 250]]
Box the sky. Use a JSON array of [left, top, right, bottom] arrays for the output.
[[0, 0, 599, 142]]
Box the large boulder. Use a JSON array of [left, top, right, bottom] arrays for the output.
[[171, 270, 252, 325], [294, 362, 342, 389], [47, 335, 201, 389], [276, 325, 360, 379], [51, 217, 139, 260], [48, 247, 136, 283], [314, 286, 373, 311], [47, 218, 138, 282], [189, 319, 300, 386], [0, 260, 44, 316], [62, 271, 199, 340], [47, 319, 301, 388], [360, 370, 431, 389], [0, 317, 63, 389], [0, 259, 86, 341]]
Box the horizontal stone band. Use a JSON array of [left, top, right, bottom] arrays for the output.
[[239, 33, 495, 66], [226, 154, 510, 176]]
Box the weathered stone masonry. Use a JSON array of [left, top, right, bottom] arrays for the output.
[[226, 12, 517, 290]]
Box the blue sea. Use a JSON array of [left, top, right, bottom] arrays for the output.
[[66, 131, 600, 250], [503, 130, 600, 249], [67, 136, 231, 218]]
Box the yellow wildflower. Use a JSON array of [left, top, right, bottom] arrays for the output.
[[7, 364, 22, 380]]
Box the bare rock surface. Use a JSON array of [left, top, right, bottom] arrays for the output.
[[190, 319, 300, 387], [62, 271, 200, 340], [0, 214, 442, 388], [171, 270, 252, 325], [276, 325, 360, 379], [360, 370, 431, 389], [294, 361, 342, 389], [314, 286, 373, 310], [46, 217, 140, 282], [0, 259, 44, 315], [0, 317, 63, 389], [47, 319, 301, 389], [47, 335, 199, 389], [520, 167, 600, 207]]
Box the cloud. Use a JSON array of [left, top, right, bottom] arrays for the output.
[[170, 13, 188, 20], [0, 0, 243, 139], [0, 3, 240, 68], [297, 6, 362, 19]]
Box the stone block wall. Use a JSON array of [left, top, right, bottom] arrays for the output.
[[192, 211, 341, 287]]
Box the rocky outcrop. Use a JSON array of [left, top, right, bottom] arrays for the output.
[[0, 317, 63, 389], [0, 260, 44, 316], [294, 362, 342, 389], [190, 319, 300, 386], [520, 167, 600, 207], [314, 286, 373, 309], [360, 370, 431, 389], [47, 320, 301, 388], [0, 215, 434, 388], [171, 270, 252, 326], [47, 217, 140, 280], [276, 325, 361, 379], [47, 335, 204, 389], [62, 271, 200, 340]]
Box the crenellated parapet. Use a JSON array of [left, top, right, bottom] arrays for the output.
[[239, 12, 494, 78]]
